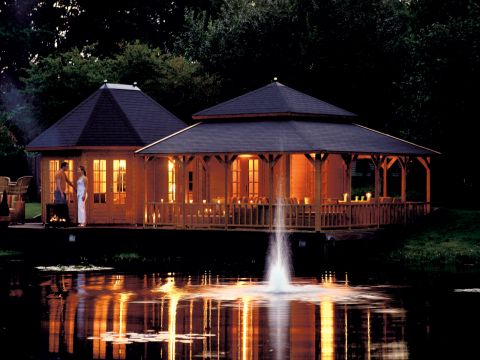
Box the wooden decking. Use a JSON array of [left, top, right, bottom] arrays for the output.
[[145, 201, 429, 231]]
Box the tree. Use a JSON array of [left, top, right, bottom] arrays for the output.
[[176, 0, 409, 128], [23, 42, 221, 128], [394, 13, 480, 205]]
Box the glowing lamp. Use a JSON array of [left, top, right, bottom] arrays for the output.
[[366, 192, 372, 201]]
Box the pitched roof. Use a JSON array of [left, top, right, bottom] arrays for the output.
[[27, 83, 186, 150], [137, 120, 439, 156], [193, 82, 357, 120]]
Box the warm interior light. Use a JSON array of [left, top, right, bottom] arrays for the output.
[[168, 160, 175, 203], [366, 192, 372, 201], [238, 154, 254, 158], [343, 193, 348, 202], [202, 199, 206, 204]]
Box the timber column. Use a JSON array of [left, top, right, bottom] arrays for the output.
[[314, 153, 328, 232]]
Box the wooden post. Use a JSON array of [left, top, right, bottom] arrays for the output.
[[314, 153, 323, 232], [177, 156, 186, 228], [399, 157, 408, 203], [371, 155, 382, 227], [399, 157, 408, 224], [215, 155, 237, 229], [200, 156, 211, 202], [269, 157, 274, 229], [426, 160, 431, 213], [143, 157, 148, 227], [260, 154, 282, 229], [224, 156, 229, 229], [342, 154, 356, 229], [304, 153, 328, 231], [285, 154, 291, 199], [417, 156, 431, 214], [382, 157, 388, 197]]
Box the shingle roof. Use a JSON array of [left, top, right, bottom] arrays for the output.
[[193, 82, 357, 119], [137, 120, 438, 156], [27, 83, 186, 150]]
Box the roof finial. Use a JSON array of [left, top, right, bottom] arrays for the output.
[[103, 79, 108, 84], [273, 76, 278, 82], [133, 81, 137, 87]]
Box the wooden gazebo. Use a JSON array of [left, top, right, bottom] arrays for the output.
[[27, 83, 186, 224], [137, 82, 439, 231]]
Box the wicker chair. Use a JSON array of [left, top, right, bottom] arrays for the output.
[[6, 176, 32, 224], [9, 176, 32, 196]]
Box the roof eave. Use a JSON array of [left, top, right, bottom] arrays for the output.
[[192, 112, 357, 120], [26, 145, 142, 152], [135, 149, 436, 157]]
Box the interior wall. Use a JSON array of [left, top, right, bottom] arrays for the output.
[[290, 154, 314, 203], [325, 154, 345, 200]]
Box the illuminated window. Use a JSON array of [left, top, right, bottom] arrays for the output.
[[49, 160, 59, 202], [49, 159, 74, 201], [168, 160, 176, 202], [248, 159, 259, 198], [232, 159, 241, 198], [113, 159, 127, 204], [63, 160, 74, 194], [93, 160, 106, 203]]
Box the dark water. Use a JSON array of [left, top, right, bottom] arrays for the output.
[[1, 264, 480, 359]]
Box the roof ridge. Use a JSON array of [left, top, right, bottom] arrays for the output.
[[77, 88, 142, 145], [288, 120, 322, 150], [136, 90, 186, 124], [135, 122, 201, 154], [353, 123, 441, 155], [104, 88, 143, 144], [280, 85, 357, 117], [273, 83, 292, 112], [193, 83, 276, 117]]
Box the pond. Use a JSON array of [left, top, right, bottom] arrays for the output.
[[1, 262, 480, 359]]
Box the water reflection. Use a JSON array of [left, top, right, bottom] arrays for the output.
[[37, 272, 408, 359]]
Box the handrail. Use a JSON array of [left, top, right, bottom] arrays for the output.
[[144, 201, 430, 230]]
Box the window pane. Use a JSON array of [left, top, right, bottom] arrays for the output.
[[93, 160, 107, 203], [113, 159, 126, 204], [49, 160, 59, 202], [232, 159, 240, 198], [248, 159, 259, 197]]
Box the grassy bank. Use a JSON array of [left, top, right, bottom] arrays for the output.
[[389, 208, 480, 266], [25, 202, 41, 220]]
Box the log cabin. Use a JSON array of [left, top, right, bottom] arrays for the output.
[[26, 83, 186, 224], [136, 81, 439, 231]]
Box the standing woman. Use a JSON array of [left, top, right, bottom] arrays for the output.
[[77, 166, 88, 227]]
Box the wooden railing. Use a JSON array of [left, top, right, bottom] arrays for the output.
[[145, 201, 430, 230]]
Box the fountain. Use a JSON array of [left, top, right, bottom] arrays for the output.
[[265, 198, 293, 293]]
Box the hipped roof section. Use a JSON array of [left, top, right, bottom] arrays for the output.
[[136, 120, 439, 156], [27, 83, 186, 151], [193, 81, 357, 120]]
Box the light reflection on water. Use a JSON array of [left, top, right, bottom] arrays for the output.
[[34, 272, 410, 359]]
